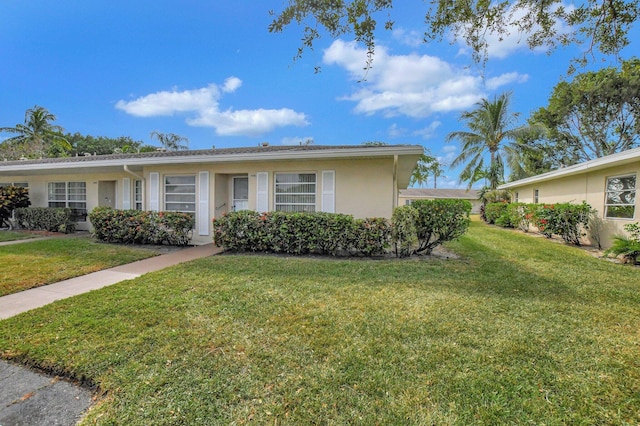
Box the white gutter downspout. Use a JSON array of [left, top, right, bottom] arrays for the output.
[[123, 165, 144, 180], [393, 154, 398, 210]]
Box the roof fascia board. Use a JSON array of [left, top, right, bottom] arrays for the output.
[[500, 148, 640, 189]]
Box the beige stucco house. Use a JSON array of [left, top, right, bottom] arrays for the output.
[[399, 188, 482, 214], [0, 144, 423, 244], [499, 147, 640, 247]]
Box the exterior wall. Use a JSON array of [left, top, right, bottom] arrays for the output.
[[3, 157, 397, 245], [508, 160, 640, 247]]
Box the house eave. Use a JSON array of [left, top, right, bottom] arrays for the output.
[[499, 147, 640, 190]]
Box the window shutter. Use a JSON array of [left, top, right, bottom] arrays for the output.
[[149, 172, 159, 211], [198, 171, 209, 236], [122, 178, 131, 210], [321, 170, 335, 213], [256, 172, 269, 212]]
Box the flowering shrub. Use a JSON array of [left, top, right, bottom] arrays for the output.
[[89, 207, 194, 246], [14, 207, 76, 233], [411, 199, 472, 254], [0, 186, 30, 228], [533, 202, 592, 245], [484, 202, 510, 225]]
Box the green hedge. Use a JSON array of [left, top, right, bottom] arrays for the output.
[[14, 207, 76, 233], [484, 201, 593, 246], [89, 207, 194, 246], [213, 211, 390, 257], [411, 199, 472, 255], [0, 186, 30, 228]]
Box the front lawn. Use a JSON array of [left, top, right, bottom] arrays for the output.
[[1, 222, 638, 424], [0, 237, 158, 296], [0, 230, 38, 243]]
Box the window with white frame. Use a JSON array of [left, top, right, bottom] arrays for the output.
[[514, 192, 519, 203], [164, 175, 196, 214], [275, 173, 316, 212], [605, 174, 636, 219], [134, 179, 143, 211], [48, 182, 87, 221], [533, 189, 539, 204]]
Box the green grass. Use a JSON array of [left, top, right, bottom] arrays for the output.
[[0, 230, 38, 242], [0, 237, 159, 296], [1, 222, 639, 424]]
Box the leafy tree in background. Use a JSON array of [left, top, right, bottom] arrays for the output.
[[447, 92, 540, 189], [0, 106, 70, 160], [269, 0, 639, 71], [150, 131, 189, 151], [531, 58, 640, 165], [65, 133, 156, 156]]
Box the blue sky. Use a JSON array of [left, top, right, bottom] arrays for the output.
[[1, 1, 637, 188]]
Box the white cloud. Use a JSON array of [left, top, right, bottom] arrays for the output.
[[116, 78, 309, 137], [412, 121, 442, 140], [281, 136, 315, 146], [392, 28, 423, 47], [323, 40, 527, 118]]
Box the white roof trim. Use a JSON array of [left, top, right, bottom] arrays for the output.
[[0, 145, 424, 174], [499, 147, 640, 189]]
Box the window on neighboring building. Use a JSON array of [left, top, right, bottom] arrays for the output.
[[275, 173, 316, 212], [514, 192, 519, 203], [533, 189, 539, 204], [605, 174, 636, 219], [47, 182, 87, 221], [164, 175, 196, 215], [134, 179, 143, 211]]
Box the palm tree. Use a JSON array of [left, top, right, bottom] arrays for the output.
[[0, 106, 70, 159], [446, 93, 537, 190], [429, 160, 444, 189], [150, 131, 189, 151], [409, 153, 438, 188]]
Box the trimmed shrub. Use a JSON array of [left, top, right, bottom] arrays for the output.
[[89, 207, 194, 246], [391, 205, 418, 258], [14, 207, 76, 233], [213, 211, 389, 257], [505, 203, 536, 232], [354, 217, 391, 257], [532, 202, 592, 245], [411, 199, 472, 255], [484, 202, 509, 225], [0, 186, 31, 228]]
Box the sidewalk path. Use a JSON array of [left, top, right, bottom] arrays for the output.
[[0, 243, 221, 320]]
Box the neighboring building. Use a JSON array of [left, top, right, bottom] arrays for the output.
[[499, 147, 640, 247], [399, 188, 482, 214], [0, 144, 423, 244]]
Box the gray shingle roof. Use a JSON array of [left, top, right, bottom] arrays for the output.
[[400, 188, 481, 200]]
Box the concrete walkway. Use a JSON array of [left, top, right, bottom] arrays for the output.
[[0, 243, 221, 320], [0, 243, 221, 425]]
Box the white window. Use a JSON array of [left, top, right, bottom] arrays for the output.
[[134, 179, 143, 211], [48, 182, 87, 221], [533, 189, 539, 204], [275, 173, 316, 212], [515, 192, 519, 203], [605, 174, 636, 219], [164, 175, 196, 214]]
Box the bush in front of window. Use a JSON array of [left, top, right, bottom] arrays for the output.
[[484, 202, 536, 231], [213, 211, 390, 257], [89, 207, 194, 246], [0, 185, 31, 229], [605, 223, 640, 264], [14, 207, 76, 233], [532, 202, 592, 245]]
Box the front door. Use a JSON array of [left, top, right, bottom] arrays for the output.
[[98, 181, 116, 208], [232, 177, 249, 211]]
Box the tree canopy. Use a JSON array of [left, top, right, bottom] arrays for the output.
[[530, 57, 640, 164], [150, 131, 189, 151], [0, 106, 70, 160], [269, 0, 639, 70]]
